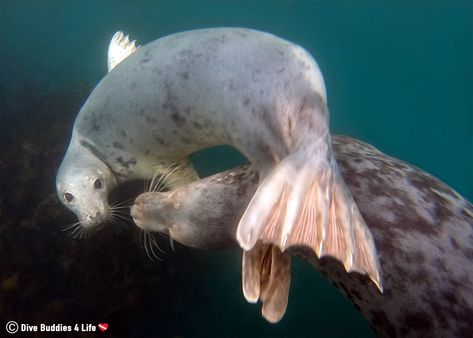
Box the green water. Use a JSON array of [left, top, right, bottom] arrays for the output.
[[1, 1, 471, 337], [2, 0, 471, 200]]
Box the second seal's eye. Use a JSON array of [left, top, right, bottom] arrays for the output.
[[94, 178, 104, 190], [64, 192, 74, 203]]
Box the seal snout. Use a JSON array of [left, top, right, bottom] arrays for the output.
[[80, 206, 111, 228], [131, 193, 172, 233], [131, 193, 153, 229], [86, 211, 102, 224]]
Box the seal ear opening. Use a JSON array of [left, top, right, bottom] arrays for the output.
[[236, 155, 383, 292]]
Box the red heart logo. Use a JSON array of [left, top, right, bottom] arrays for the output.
[[98, 323, 109, 332]]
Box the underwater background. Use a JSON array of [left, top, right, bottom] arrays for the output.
[[1, 1, 471, 337]]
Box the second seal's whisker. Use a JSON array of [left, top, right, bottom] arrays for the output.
[[149, 163, 182, 192], [147, 233, 161, 259], [140, 230, 163, 261], [148, 233, 165, 254]]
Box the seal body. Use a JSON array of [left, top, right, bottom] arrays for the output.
[[57, 28, 381, 290], [57, 27, 326, 224], [131, 136, 473, 337]]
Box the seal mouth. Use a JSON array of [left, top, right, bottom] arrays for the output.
[[79, 208, 111, 229]]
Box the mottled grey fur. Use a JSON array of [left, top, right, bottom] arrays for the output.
[[73, 27, 325, 178], [133, 136, 473, 338], [57, 27, 329, 228]]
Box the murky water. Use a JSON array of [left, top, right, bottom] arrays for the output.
[[1, 1, 471, 337]]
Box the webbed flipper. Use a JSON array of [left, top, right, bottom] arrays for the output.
[[237, 155, 383, 292], [242, 243, 291, 323], [107, 31, 139, 72]]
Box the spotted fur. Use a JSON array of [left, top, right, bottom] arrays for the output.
[[132, 135, 473, 337]]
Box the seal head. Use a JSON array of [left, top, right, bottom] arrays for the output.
[[131, 192, 173, 234], [131, 173, 247, 251], [56, 140, 117, 228]]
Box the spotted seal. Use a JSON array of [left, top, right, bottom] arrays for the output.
[[56, 28, 382, 291], [131, 136, 473, 336]]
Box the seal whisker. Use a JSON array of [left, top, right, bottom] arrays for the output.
[[110, 202, 134, 230], [109, 211, 132, 235], [64, 222, 84, 239], [148, 169, 162, 193], [69, 224, 83, 239], [82, 228, 89, 240], [111, 197, 135, 207], [109, 212, 128, 232], [111, 205, 132, 210], [150, 163, 182, 193], [108, 216, 121, 234], [153, 164, 179, 191], [111, 204, 132, 209], [143, 231, 153, 260], [147, 233, 163, 260], [158, 176, 181, 192], [77, 226, 87, 239], [110, 211, 132, 223], [149, 173, 163, 193], [110, 215, 118, 234], [156, 165, 179, 190], [110, 202, 132, 216], [148, 163, 174, 192], [62, 221, 82, 232], [145, 232, 160, 260], [140, 230, 150, 258], [32, 192, 58, 226], [139, 230, 162, 261], [148, 233, 165, 254]]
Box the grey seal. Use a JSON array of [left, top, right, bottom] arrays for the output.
[[56, 28, 381, 291], [131, 136, 473, 336]]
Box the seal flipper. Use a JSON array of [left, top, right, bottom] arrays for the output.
[[237, 153, 383, 292], [107, 31, 139, 72], [242, 243, 291, 323]]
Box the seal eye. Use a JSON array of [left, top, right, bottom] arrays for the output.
[[94, 178, 104, 190], [64, 192, 74, 203]]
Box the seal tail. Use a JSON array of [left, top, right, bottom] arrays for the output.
[[236, 151, 383, 292]]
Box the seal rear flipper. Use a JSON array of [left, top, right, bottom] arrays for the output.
[[237, 157, 383, 292], [242, 243, 291, 323], [242, 242, 265, 303]]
